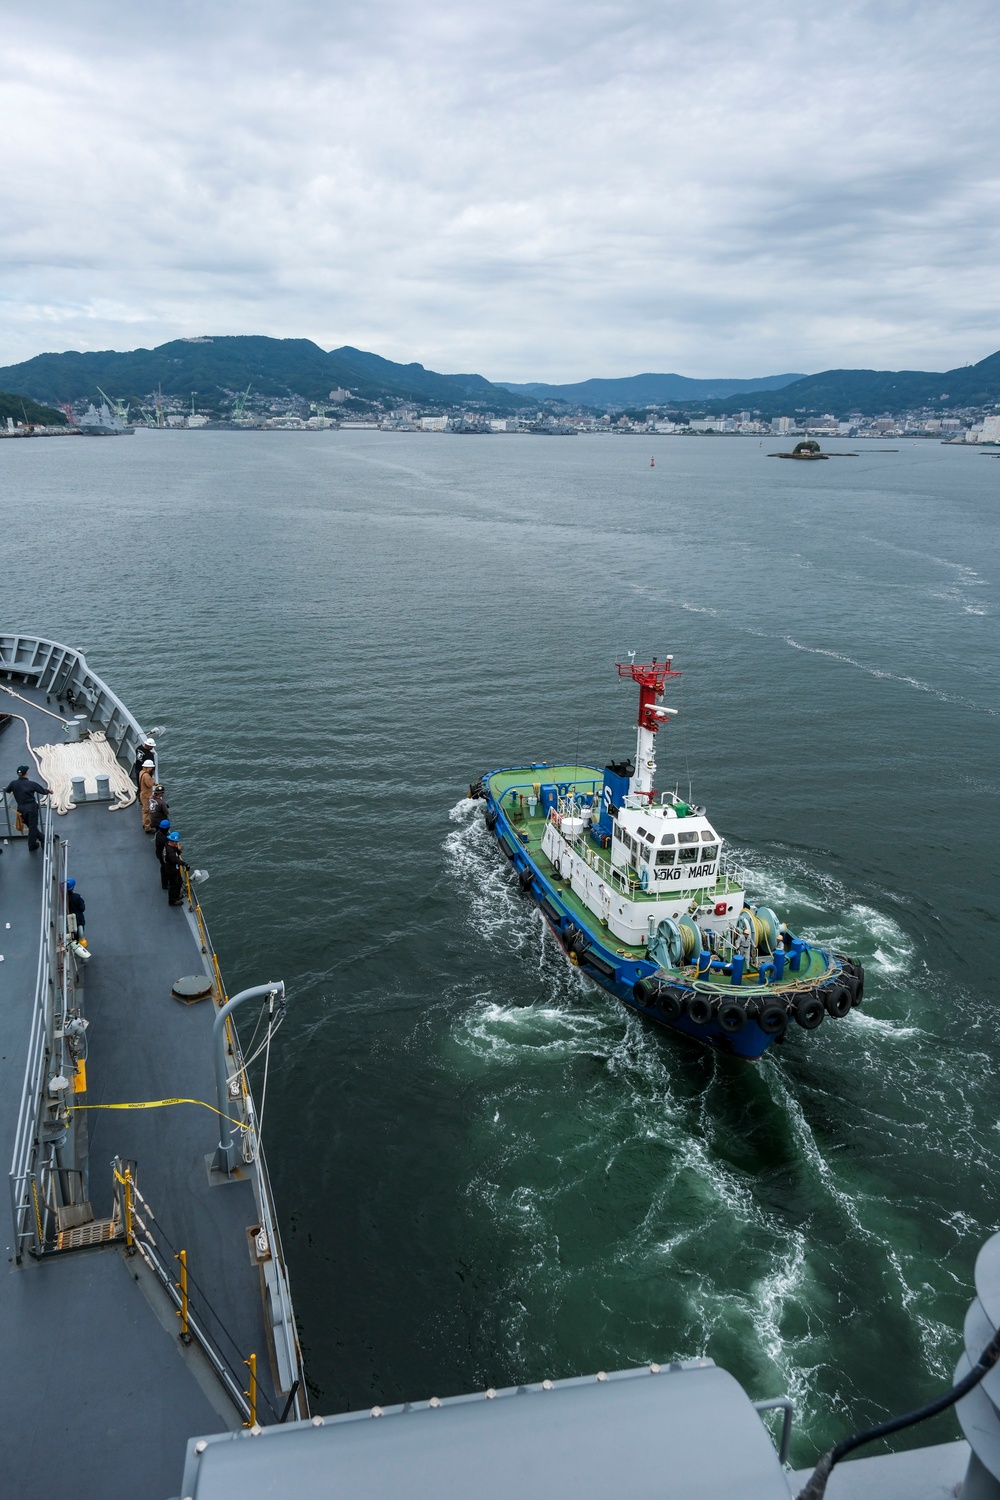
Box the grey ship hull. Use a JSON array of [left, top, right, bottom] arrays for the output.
[[0, 634, 306, 1498]]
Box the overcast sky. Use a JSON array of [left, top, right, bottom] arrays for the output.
[[1, 1, 998, 380]]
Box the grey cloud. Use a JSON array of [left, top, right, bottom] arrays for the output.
[[0, 0, 998, 377]]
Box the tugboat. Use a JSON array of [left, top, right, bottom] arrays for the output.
[[471, 655, 864, 1059]]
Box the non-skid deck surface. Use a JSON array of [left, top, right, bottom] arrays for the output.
[[0, 686, 281, 1499]]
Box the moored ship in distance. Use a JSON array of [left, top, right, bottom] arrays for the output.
[[0, 633, 305, 1498], [77, 399, 135, 434], [471, 655, 865, 1060]]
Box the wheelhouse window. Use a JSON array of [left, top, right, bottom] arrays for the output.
[[660, 832, 676, 845], [679, 845, 699, 863], [678, 830, 697, 844], [701, 845, 719, 862], [637, 826, 648, 840], [656, 848, 675, 866]]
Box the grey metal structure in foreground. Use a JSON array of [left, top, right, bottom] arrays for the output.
[[176, 1236, 1000, 1500], [181, 1362, 793, 1500], [955, 1235, 1000, 1499]]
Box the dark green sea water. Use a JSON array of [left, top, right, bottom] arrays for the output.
[[3, 430, 998, 1462]]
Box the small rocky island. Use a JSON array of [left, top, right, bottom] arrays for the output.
[[769, 439, 828, 460]]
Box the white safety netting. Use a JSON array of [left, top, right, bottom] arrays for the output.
[[35, 732, 137, 814]]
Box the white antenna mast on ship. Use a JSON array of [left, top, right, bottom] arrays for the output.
[[616, 654, 681, 802]]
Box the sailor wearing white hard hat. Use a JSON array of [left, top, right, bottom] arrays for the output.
[[138, 757, 157, 832]]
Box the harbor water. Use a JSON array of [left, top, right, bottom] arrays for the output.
[[2, 430, 998, 1462]]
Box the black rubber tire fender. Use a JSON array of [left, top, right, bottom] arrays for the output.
[[824, 984, 852, 1019], [517, 866, 535, 891], [795, 993, 825, 1029], [756, 1002, 787, 1036], [686, 995, 714, 1027], [485, 807, 498, 830], [571, 931, 589, 958], [658, 990, 684, 1023], [717, 1000, 747, 1034]]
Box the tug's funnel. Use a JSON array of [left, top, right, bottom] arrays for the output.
[[592, 761, 633, 843]]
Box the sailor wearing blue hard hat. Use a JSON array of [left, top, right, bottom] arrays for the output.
[[164, 831, 186, 906], [63, 877, 86, 936], [154, 820, 173, 889]]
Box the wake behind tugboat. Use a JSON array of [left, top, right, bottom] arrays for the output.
[[471, 655, 865, 1059]]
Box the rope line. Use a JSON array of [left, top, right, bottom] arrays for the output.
[[72, 1097, 252, 1131], [0, 682, 70, 724], [0, 711, 44, 776]]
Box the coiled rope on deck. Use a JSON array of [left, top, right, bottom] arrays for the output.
[[35, 732, 136, 813]]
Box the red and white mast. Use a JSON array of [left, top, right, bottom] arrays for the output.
[[616, 654, 681, 802]]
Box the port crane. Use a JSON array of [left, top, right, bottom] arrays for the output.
[[97, 387, 131, 425]]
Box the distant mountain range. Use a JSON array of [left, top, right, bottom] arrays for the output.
[[0, 335, 998, 420], [0, 336, 527, 414], [497, 372, 806, 405], [694, 349, 1000, 420]]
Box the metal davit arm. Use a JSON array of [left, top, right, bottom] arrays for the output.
[[213, 982, 285, 1174]]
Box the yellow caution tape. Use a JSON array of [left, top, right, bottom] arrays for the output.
[[71, 1098, 251, 1130]]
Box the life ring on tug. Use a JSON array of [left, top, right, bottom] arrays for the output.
[[518, 866, 535, 891], [714, 902, 728, 917]]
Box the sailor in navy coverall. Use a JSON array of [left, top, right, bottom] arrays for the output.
[[4, 766, 53, 851]]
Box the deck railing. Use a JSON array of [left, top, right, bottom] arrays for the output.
[[183, 869, 305, 1410], [491, 771, 750, 908], [552, 822, 749, 907], [0, 633, 149, 774], [8, 803, 61, 1258]]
